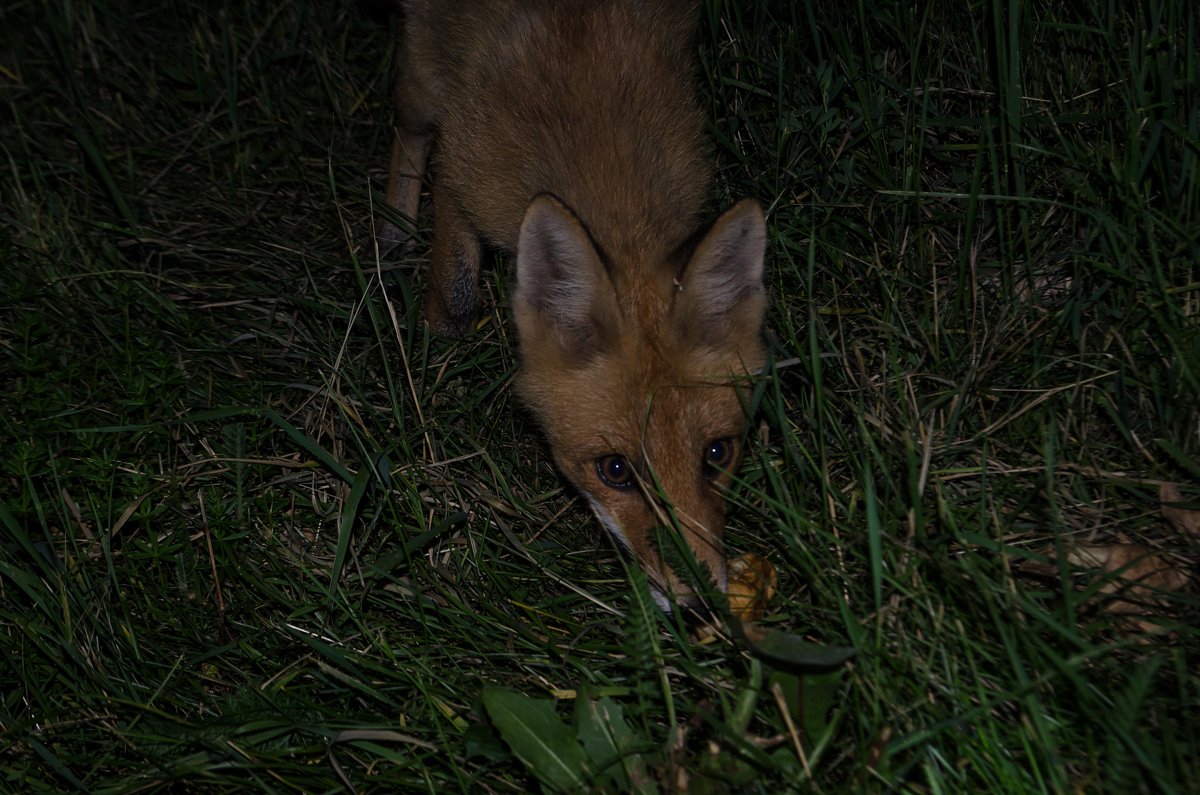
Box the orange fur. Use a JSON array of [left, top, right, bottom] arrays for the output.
[[384, 0, 767, 607]]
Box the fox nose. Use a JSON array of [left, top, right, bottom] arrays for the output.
[[656, 559, 726, 608], [659, 573, 714, 612], [676, 590, 705, 612]]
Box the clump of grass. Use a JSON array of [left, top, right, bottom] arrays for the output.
[[1, 0, 1197, 791]]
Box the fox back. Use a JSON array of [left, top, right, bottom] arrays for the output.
[[384, 0, 767, 606]]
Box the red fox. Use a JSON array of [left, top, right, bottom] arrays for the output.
[[381, 0, 767, 608]]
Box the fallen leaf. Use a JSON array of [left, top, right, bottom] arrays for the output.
[[695, 552, 778, 643], [1160, 482, 1200, 538], [1064, 542, 1190, 616], [1012, 270, 1074, 304], [727, 552, 778, 621]]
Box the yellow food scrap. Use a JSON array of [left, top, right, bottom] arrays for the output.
[[727, 552, 778, 620]]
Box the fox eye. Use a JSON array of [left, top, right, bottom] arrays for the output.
[[596, 454, 635, 489], [703, 437, 735, 478]]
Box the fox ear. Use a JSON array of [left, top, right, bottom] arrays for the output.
[[514, 195, 617, 357], [675, 199, 767, 350]]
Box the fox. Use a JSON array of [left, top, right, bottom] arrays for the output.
[[380, 0, 768, 609]]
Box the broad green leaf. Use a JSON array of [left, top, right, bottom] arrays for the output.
[[463, 723, 510, 763], [770, 669, 846, 742], [482, 687, 587, 792], [575, 696, 628, 789], [575, 694, 658, 794], [733, 622, 856, 674]]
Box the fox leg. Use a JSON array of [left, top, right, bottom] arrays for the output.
[[377, 13, 439, 255], [378, 126, 430, 255], [424, 180, 482, 337]]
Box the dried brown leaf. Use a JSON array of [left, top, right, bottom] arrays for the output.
[[1160, 482, 1200, 538], [1064, 542, 1189, 616], [727, 552, 778, 621], [695, 553, 779, 643]]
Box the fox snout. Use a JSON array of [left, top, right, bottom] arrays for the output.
[[586, 478, 732, 610]]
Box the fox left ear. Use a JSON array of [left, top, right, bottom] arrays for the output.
[[513, 194, 619, 359], [675, 199, 767, 351]]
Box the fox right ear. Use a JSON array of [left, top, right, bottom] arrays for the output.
[[513, 195, 618, 357], [674, 199, 767, 351]]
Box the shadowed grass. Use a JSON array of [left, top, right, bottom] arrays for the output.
[[1, 0, 1197, 792]]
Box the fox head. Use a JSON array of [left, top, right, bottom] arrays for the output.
[[511, 195, 767, 609]]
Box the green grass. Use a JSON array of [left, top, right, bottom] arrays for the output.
[[2, 0, 1198, 791]]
